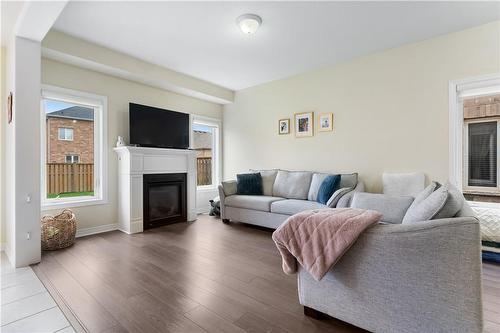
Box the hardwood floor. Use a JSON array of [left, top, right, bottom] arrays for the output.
[[33, 215, 500, 333]]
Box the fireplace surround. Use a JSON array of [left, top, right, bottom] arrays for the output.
[[115, 146, 197, 234]]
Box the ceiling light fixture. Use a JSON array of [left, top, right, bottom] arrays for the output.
[[236, 14, 262, 34]]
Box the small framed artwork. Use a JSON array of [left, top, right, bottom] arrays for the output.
[[294, 112, 314, 137], [318, 113, 333, 132], [7, 92, 13, 124], [278, 118, 290, 135]]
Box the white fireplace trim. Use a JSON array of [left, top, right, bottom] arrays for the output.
[[114, 146, 197, 234]]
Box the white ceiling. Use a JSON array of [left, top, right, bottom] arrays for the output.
[[52, 1, 500, 91]]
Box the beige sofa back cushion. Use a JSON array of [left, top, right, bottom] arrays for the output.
[[273, 170, 313, 199], [250, 169, 278, 196]]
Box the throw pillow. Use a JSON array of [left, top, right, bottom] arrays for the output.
[[382, 172, 425, 197], [236, 173, 263, 195], [351, 192, 414, 224], [250, 169, 278, 196], [221, 180, 237, 196], [433, 182, 464, 219], [317, 175, 341, 204], [326, 187, 354, 208], [402, 184, 448, 224]]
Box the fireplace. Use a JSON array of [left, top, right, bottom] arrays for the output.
[[143, 173, 187, 230]]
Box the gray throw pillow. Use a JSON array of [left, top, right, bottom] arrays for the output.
[[250, 169, 278, 196], [433, 182, 464, 219], [221, 180, 237, 196], [326, 187, 353, 208], [351, 192, 414, 224], [402, 184, 448, 224]]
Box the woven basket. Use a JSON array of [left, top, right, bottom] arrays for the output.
[[41, 209, 76, 251]]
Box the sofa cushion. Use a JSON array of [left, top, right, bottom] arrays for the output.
[[250, 169, 278, 196], [317, 175, 341, 204], [433, 182, 464, 219], [225, 195, 285, 212], [236, 173, 263, 195], [402, 184, 448, 224], [221, 180, 237, 196], [273, 170, 312, 199], [383, 172, 425, 197], [339, 173, 358, 189], [270, 199, 327, 215], [308, 172, 358, 201], [351, 192, 414, 224]]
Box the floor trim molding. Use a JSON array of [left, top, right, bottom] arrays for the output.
[[76, 223, 118, 238]]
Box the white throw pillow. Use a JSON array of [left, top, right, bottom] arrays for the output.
[[383, 172, 425, 197]]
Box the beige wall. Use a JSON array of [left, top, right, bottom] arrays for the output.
[[42, 58, 222, 230], [223, 21, 500, 192]]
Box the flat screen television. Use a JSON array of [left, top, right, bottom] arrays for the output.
[[129, 103, 190, 149]]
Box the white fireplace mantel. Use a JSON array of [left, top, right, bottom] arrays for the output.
[[114, 146, 197, 234]]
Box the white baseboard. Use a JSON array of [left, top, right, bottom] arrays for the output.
[[76, 223, 119, 238]]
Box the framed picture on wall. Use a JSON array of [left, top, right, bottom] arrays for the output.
[[294, 112, 314, 137], [318, 113, 333, 132], [278, 118, 290, 135], [7, 92, 13, 124]]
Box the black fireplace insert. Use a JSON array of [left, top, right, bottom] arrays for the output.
[[143, 173, 187, 229]]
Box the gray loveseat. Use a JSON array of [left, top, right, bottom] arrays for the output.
[[218, 169, 364, 229], [299, 189, 482, 333]]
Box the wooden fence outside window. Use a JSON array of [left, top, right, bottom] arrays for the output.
[[197, 157, 212, 186], [46, 163, 94, 195]]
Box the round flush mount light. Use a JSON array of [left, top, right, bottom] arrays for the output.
[[236, 14, 262, 34]]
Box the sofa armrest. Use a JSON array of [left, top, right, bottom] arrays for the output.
[[218, 184, 227, 219], [298, 216, 482, 333], [336, 181, 365, 208]]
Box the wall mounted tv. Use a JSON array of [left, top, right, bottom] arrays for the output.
[[129, 103, 190, 149]]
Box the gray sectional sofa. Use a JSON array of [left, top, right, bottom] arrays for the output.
[[217, 169, 364, 229], [299, 187, 482, 333], [219, 172, 482, 332]]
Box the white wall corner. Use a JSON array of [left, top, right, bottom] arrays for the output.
[[15, 1, 68, 42]]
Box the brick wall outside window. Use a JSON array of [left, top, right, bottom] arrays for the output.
[[46, 117, 94, 163]]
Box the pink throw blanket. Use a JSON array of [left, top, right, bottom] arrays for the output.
[[272, 208, 382, 281]]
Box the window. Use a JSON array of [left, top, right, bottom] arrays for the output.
[[191, 116, 220, 188], [450, 74, 500, 204], [58, 127, 74, 141], [41, 86, 107, 208], [467, 121, 497, 187], [65, 154, 80, 164]]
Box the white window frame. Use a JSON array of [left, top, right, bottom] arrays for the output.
[[190, 115, 221, 191], [65, 154, 80, 164], [58, 127, 74, 141], [449, 73, 500, 209], [41, 85, 108, 209]]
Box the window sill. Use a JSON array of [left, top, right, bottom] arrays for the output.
[[467, 200, 500, 210], [41, 197, 107, 211], [197, 186, 218, 192]]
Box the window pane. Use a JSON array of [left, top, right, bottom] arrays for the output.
[[45, 99, 95, 199], [192, 123, 214, 186], [468, 121, 497, 187]]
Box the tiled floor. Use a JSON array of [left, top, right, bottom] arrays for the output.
[[1, 253, 74, 333]]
